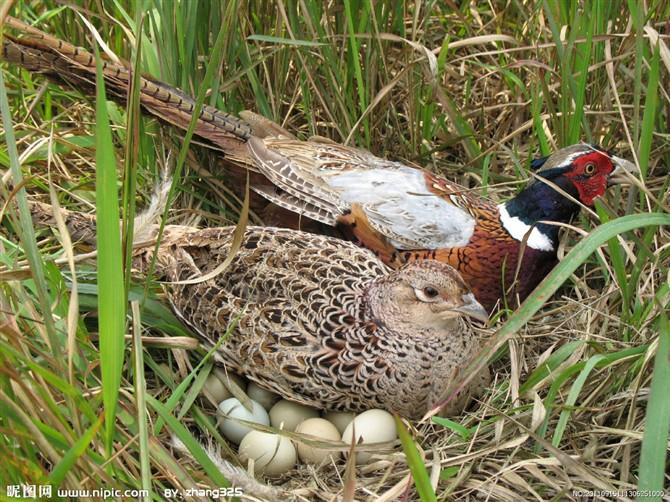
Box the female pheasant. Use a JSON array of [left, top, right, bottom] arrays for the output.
[[28, 202, 489, 419], [2, 17, 637, 311]]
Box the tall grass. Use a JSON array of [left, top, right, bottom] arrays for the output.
[[1, 1, 668, 499], [92, 44, 127, 456]]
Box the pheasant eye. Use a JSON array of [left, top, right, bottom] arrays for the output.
[[413, 285, 441, 302], [583, 162, 596, 175]]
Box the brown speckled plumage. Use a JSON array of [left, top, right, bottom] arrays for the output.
[[29, 202, 489, 418]]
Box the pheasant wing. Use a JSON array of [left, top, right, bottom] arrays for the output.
[[248, 137, 478, 250]]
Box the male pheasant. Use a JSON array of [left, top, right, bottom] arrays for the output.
[[28, 201, 489, 419], [2, 17, 637, 311]]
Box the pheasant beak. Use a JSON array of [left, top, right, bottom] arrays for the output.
[[449, 293, 489, 323], [609, 156, 639, 185]]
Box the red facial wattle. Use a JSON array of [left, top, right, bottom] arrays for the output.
[[564, 152, 614, 206]]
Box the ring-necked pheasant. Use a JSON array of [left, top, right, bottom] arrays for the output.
[[28, 201, 490, 419], [2, 17, 638, 311]]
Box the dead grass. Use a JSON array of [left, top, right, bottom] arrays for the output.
[[1, 1, 669, 500]]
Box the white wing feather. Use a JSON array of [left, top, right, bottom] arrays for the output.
[[328, 167, 475, 249]]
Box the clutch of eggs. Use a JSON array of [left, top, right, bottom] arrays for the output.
[[203, 374, 398, 474]]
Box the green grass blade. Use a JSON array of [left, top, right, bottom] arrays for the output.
[[48, 415, 103, 486], [637, 313, 670, 499], [566, 2, 594, 144], [530, 83, 550, 154], [343, 0, 370, 145], [534, 345, 648, 446], [395, 416, 437, 502], [638, 42, 660, 180], [627, 0, 645, 145], [551, 354, 605, 446], [431, 417, 472, 440], [131, 301, 151, 500], [595, 201, 629, 311], [247, 34, 326, 47], [94, 46, 127, 454], [121, 12, 145, 302], [175, 361, 213, 422], [146, 395, 230, 487], [519, 340, 584, 393]]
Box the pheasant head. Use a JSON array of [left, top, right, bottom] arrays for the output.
[[531, 144, 636, 206], [365, 260, 489, 333], [500, 144, 637, 251]]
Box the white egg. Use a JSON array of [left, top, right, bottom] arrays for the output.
[[238, 430, 296, 476], [202, 373, 232, 403], [323, 410, 356, 435], [269, 399, 319, 432], [295, 418, 341, 464], [217, 398, 269, 444], [341, 409, 398, 464], [247, 382, 280, 410]]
